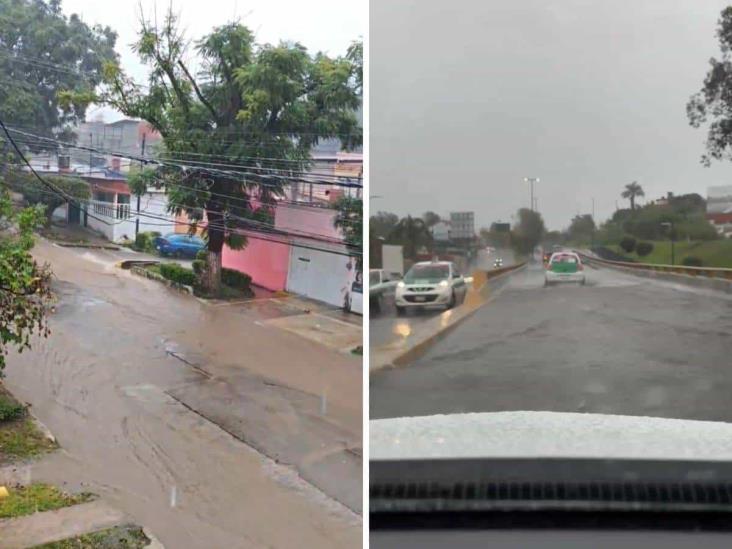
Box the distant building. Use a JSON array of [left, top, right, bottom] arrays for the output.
[[707, 185, 732, 237], [431, 220, 451, 242], [73, 119, 162, 170], [449, 211, 475, 240]]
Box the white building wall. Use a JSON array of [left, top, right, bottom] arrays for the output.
[[286, 240, 356, 308], [86, 191, 175, 242]]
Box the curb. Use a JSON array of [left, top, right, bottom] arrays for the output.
[[370, 263, 526, 373], [143, 527, 165, 548], [54, 242, 120, 251], [129, 265, 194, 295]]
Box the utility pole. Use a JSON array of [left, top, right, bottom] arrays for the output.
[[88, 133, 92, 176], [135, 134, 146, 238], [524, 177, 539, 212], [591, 197, 596, 249]]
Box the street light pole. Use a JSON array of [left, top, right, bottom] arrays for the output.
[[524, 177, 539, 212], [135, 133, 146, 238], [591, 197, 595, 249]]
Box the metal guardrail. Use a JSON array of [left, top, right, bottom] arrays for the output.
[[578, 252, 732, 281]]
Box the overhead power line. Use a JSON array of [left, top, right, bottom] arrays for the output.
[[5, 127, 362, 189]]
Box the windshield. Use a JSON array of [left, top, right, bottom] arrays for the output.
[[368, 0, 732, 495], [403, 264, 450, 283]]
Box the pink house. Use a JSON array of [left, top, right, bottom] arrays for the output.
[[222, 202, 348, 296], [222, 234, 290, 291]]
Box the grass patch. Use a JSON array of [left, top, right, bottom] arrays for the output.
[[0, 385, 56, 463], [143, 263, 162, 276], [0, 483, 94, 519], [608, 239, 732, 268], [32, 525, 150, 549]]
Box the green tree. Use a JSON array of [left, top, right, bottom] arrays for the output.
[[621, 181, 644, 210], [422, 211, 441, 227], [688, 6, 732, 165], [333, 196, 362, 269], [0, 0, 117, 141], [370, 211, 399, 239], [6, 170, 89, 225], [389, 215, 432, 259], [87, 12, 361, 294], [0, 187, 52, 374], [510, 208, 545, 256], [567, 214, 595, 244]]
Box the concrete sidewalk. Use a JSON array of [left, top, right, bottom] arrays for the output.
[[0, 500, 127, 549]]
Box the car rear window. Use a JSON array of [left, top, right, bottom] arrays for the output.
[[551, 254, 578, 264]]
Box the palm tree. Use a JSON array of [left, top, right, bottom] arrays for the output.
[[388, 216, 433, 259], [621, 181, 645, 210]]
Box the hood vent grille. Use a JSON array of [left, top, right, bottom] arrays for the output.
[[371, 480, 732, 512]]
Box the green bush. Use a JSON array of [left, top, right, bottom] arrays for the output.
[[636, 241, 654, 257], [134, 231, 161, 253], [192, 259, 205, 276], [159, 263, 196, 286], [222, 268, 252, 290], [0, 396, 25, 421], [619, 236, 636, 253], [682, 256, 703, 267]]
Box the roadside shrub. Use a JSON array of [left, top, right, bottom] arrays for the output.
[[619, 236, 636, 253], [159, 263, 196, 286], [0, 396, 25, 421], [682, 256, 703, 267], [635, 241, 654, 257], [192, 259, 205, 276], [192, 249, 207, 276], [134, 231, 161, 253], [222, 268, 252, 290]]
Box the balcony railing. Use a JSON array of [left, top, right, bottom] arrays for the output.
[[90, 200, 131, 220]]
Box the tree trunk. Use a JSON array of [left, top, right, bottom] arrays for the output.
[[201, 205, 225, 296], [203, 248, 222, 295]]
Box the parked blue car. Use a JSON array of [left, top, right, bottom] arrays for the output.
[[153, 233, 206, 258]]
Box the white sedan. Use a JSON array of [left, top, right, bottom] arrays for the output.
[[395, 261, 468, 314]]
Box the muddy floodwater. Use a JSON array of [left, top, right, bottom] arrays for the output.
[[5, 239, 362, 549]]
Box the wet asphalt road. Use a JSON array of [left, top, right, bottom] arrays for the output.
[[5, 239, 361, 548], [370, 249, 516, 348], [371, 262, 732, 421]]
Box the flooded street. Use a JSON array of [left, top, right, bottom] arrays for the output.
[[4, 238, 361, 548]]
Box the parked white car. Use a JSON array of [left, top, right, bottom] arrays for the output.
[[544, 251, 586, 286], [395, 261, 468, 314]]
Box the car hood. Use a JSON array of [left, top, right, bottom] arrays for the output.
[[370, 411, 732, 462]]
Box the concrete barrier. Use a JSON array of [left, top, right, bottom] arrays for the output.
[[370, 262, 527, 373], [579, 253, 732, 294]]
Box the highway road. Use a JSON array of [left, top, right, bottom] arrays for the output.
[[370, 248, 515, 348], [371, 262, 732, 421]]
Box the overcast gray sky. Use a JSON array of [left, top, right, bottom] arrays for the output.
[[62, 0, 363, 121], [371, 0, 732, 230]]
